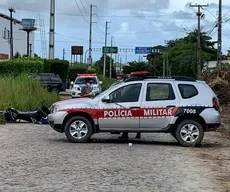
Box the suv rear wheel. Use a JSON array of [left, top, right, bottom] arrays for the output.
[[175, 119, 204, 147], [64, 116, 93, 143]]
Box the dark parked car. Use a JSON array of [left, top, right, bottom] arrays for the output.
[[31, 73, 64, 92]]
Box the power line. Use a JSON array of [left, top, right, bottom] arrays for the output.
[[94, 6, 104, 39], [202, 7, 217, 19], [0, 6, 197, 18], [74, 0, 89, 24], [79, 0, 89, 14], [217, 0, 222, 75], [190, 3, 209, 79], [84, 0, 90, 6]]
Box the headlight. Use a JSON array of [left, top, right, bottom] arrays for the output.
[[73, 87, 81, 91], [50, 105, 59, 113]]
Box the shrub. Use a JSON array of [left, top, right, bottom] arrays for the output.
[[0, 74, 59, 111], [68, 64, 88, 81], [0, 58, 43, 76], [97, 74, 116, 91], [44, 59, 69, 79]]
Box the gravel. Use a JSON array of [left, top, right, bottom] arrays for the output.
[[0, 123, 229, 192]]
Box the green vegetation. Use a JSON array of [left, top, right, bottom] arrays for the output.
[[0, 58, 43, 76], [0, 114, 7, 124], [97, 74, 116, 91], [44, 59, 69, 78], [0, 58, 69, 79], [123, 30, 218, 79], [68, 64, 88, 81], [94, 55, 117, 78], [0, 74, 59, 111]]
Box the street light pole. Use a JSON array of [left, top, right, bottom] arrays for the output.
[[9, 7, 15, 59]]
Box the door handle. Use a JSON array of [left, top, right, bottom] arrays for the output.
[[130, 106, 140, 109]]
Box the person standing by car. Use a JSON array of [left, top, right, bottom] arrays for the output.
[[80, 78, 94, 98]]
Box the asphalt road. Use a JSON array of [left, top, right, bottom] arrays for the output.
[[0, 123, 229, 192]]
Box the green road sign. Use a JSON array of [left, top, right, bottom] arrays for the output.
[[102, 46, 118, 54]]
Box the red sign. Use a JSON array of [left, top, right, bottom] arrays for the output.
[[0, 53, 9, 59], [71, 46, 83, 55]]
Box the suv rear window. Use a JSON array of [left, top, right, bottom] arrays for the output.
[[75, 77, 97, 84], [146, 83, 175, 101], [178, 84, 198, 99]]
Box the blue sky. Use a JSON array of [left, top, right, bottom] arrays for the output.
[[0, 0, 229, 63]]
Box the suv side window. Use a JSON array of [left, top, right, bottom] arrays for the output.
[[178, 84, 198, 99], [146, 83, 175, 101], [50, 75, 61, 83], [40, 74, 50, 82], [109, 83, 142, 103]]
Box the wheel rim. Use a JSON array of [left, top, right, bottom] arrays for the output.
[[180, 124, 200, 143], [69, 120, 88, 139]]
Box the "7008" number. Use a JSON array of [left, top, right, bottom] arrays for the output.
[[183, 109, 196, 114]]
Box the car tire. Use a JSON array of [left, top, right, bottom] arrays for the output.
[[64, 116, 93, 143], [175, 119, 204, 147]]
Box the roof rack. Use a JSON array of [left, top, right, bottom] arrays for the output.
[[124, 76, 196, 82]]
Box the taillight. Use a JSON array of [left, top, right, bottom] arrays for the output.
[[212, 97, 220, 110]]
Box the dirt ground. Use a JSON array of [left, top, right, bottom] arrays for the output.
[[0, 94, 229, 191], [0, 125, 229, 191]]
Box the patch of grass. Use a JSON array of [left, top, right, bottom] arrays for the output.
[[0, 113, 7, 124], [0, 74, 59, 111], [97, 75, 116, 91]]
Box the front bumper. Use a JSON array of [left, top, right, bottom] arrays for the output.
[[49, 121, 63, 133], [48, 111, 67, 133], [71, 90, 81, 97]]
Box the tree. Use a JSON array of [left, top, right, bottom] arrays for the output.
[[166, 30, 217, 78], [34, 53, 41, 58], [13, 52, 21, 59], [227, 48, 230, 57], [94, 54, 116, 78], [122, 61, 149, 74]]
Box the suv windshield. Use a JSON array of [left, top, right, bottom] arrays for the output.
[[75, 77, 97, 84]]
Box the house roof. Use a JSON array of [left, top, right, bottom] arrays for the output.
[[0, 12, 22, 25]]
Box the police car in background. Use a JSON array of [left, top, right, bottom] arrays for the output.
[[71, 74, 102, 98], [48, 75, 221, 147]]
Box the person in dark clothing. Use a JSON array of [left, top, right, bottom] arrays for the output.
[[81, 78, 94, 97], [119, 132, 141, 139]]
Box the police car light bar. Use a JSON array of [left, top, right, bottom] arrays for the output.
[[130, 71, 150, 77], [77, 73, 97, 77]]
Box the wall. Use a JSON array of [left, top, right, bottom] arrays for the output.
[[0, 15, 35, 57], [203, 60, 230, 69]]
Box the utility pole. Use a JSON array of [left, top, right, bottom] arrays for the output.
[[29, 43, 32, 57], [9, 7, 15, 59], [109, 36, 114, 78], [88, 4, 93, 68], [63, 48, 65, 60], [119, 57, 122, 72], [49, 0, 55, 59], [190, 3, 208, 79], [163, 53, 166, 76], [166, 53, 169, 76], [103, 21, 110, 78], [217, 0, 222, 75]]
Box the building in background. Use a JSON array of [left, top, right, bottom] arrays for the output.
[[0, 12, 35, 59]]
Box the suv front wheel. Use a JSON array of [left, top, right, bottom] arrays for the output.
[[175, 119, 204, 147], [64, 116, 93, 143]]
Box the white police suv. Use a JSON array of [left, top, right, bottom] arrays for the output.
[[71, 74, 102, 98], [48, 75, 221, 147]]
